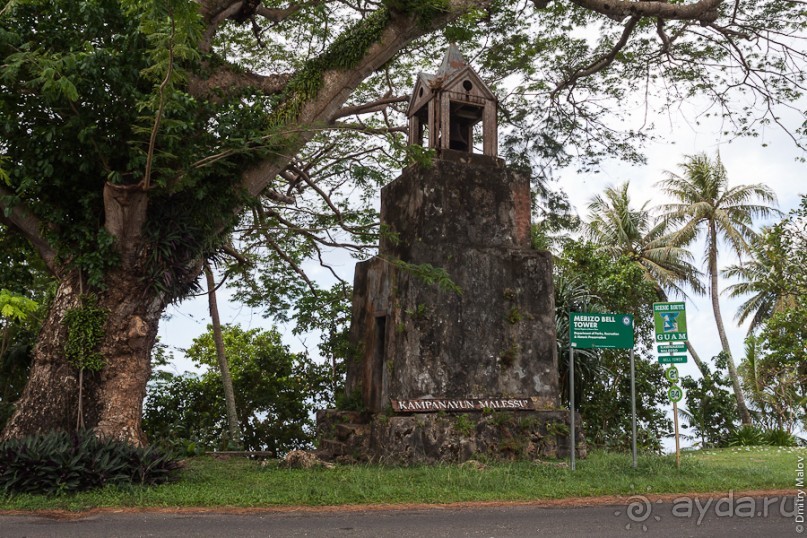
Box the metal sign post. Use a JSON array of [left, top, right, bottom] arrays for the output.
[[654, 302, 689, 467], [569, 347, 575, 471], [668, 384, 683, 469], [569, 312, 634, 471], [630, 347, 637, 469], [674, 401, 681, 469]]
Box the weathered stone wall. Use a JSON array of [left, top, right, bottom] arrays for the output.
[[345, 154, 559, 413], [379, 151, 531, 258], [317, 409, 586, 464], [331, 151, 578, 463]]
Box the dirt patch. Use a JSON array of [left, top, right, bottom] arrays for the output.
[[1, 489, 796, 521]]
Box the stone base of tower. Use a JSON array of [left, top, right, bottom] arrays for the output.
[[316, 409, 586, 465], [344, 155, 560, 415]]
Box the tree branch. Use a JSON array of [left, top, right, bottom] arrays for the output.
[[567, 0, 722, 24], [221, 243, 251, 266], [239, 4, 472, 199], [552, 15, 640, 98], [255, 4, 304, 22], [329, 122, 408, 134], [0, 185, 59, 276], [188, 66, 291, 101], [332, 94, 409, 120], [198, 0, 244, 53], [143, 9, 176, 191], [198, 0, 317, 53]]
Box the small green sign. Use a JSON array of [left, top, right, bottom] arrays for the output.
[[659, 355, 688, 364], [665, 366, 680, 383], [653, 302, 688, 343], [657, 343, 687, 354], [570, 312, 634, 349], [668, 385, 683, 403]]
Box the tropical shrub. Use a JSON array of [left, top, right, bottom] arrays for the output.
[[0, 431, 180, 495]]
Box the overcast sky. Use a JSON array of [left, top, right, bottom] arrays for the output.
[[155, 94, 804, 452], [159, 101, 804, 370]]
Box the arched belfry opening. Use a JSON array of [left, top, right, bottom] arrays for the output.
[[407, 45, 498, 157]]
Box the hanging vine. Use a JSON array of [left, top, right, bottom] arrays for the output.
[[63, 294, 108, 431]]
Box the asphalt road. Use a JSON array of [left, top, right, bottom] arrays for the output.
[[1, 496, 802, 538]]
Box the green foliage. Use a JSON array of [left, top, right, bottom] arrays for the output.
[[0, 231, 51, 430], [0, 289, 40, 428], [143, 325, 332, 454], [292, 283, 353, 391], [725, 425, 795, 447], [334, 389, 365, 412], [680, 353, 739, 448], [739, 331, 807, 433], [0, 0, 146, 286], [4, 448, 802, 510], [454, 414, 474, 435], [0, 431, 180, 496], [554, 240, 668, 451], [584, 181, 704, 298], [731, 200, 807, 433], [755, 306, 807, 365], [387, 259, 463, 295], [763, 428, 796, 447], [723, 210, 805, 333], [384, 0, 450, 27], [0, 0, 266, 296], [402, 144, 437, 167], [545, 421, 570, 437], [506, 306, 522, 324], [267, 8, 390, 130], [0, 289, 37, 322], [727, 425, 767, 447], [499, 343, 518, 368], [63, 295, 107, 372]]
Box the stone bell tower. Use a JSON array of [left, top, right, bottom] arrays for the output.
[[317, 46, 581, 464]]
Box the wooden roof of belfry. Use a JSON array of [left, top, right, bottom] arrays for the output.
[[407, 45, 496, 118]]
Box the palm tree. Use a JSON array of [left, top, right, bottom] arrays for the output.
[[585, 181, 709, 375], [657, 152, 780, 425], [722, 230, 799, 334]]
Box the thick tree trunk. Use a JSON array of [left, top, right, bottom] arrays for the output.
[[1, 268, 164, 446], [707, 228, 752, 425]]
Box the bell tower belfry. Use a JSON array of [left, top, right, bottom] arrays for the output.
[[316, 46, 581, 465], [407, 45, 498, 156]]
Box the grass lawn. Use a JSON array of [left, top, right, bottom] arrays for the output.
[[1, 446, 802, 512]]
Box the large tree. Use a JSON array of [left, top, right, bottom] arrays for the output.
[[0, 0, 804, 445], [584, 182, 710, 374], [658, 153, 780, 425]]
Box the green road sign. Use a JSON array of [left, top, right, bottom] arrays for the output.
[[668, 385, 683, 403], [659, 355, 688, 364], [665, 366, 680, 383], [657, 343, 687, 354], [570, 312, 634, 349], [653, 302, 688, 343]]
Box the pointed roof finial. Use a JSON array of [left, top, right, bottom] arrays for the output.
[[437, 44, 468, 76]]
